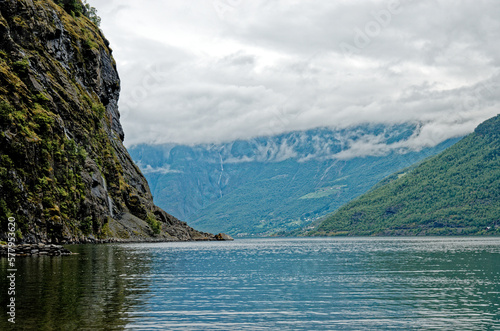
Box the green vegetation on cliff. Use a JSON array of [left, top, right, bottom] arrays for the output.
[[55, 0, 101, 26], [0, 0, 213, 243], [308, 115, 500, 236], [0, 1, 115, 241]]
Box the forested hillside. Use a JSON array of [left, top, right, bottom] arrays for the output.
[[307, 115, 500, 236], [130, 125, 460, 236]]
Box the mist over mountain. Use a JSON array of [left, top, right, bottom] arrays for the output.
[[129, 124, 461, 236], [307, 114, 500, 236], [91, 1, 500, 149]]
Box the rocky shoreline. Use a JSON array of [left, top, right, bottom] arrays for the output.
[[0, 244, 74, 257], [0, 233, 234, 257], [215, 233, 234, 241], [65, 232, 234, 244]]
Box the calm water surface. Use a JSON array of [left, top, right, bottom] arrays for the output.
[[1, 237, 499, 330]]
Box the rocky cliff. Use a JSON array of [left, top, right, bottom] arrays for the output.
[[0, 0, 215, 243]]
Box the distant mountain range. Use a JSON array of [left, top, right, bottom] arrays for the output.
[[305, 114, 500, 236], [129, 124, 460, 236]]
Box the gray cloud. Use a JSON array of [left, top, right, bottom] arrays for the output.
[[91, 0, 500, 153]]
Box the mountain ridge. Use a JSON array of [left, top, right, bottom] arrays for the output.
[[305, 114, 500, 236], [129, 125, 462, 236]]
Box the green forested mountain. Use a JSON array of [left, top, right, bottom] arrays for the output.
[[307, 114, 500, 236], [130, 126, 459, 236]]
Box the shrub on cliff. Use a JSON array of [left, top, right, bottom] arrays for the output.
[[56, 0, 101, 27]]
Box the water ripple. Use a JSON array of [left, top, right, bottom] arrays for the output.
[[118, 237, 500, 330]]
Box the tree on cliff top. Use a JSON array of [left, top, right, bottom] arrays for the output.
[[55, 0, 100, 27]]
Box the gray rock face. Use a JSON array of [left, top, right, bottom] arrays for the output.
[[0, 0, 215, 243]]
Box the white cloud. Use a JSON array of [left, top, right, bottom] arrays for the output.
[[136, 163, 182, 175], [90, 0, 500, 152]]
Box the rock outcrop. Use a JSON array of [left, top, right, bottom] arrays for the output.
[[0, 243, 73, 256], [0, 0, 219, 243], [215, 233, 234, 241]]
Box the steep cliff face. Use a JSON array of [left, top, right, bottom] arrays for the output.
[[0, 0, 214, 243]]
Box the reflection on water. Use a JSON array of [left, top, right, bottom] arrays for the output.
[[1, 237, 500, 330], [0, 245, 152, 330]]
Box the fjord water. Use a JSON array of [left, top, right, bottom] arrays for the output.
[[1, 238, 499, 330]]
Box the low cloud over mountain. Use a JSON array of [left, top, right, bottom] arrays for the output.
[[92, 0, 500, 155]]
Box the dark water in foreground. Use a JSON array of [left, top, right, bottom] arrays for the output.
[[1, 237, 499, 330]]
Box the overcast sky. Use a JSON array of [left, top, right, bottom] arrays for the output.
[[90, 0, 500, 149]]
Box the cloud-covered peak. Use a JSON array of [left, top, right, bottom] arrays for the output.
[[91, 0, 500, 147], [134, 124, 459, 165]]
